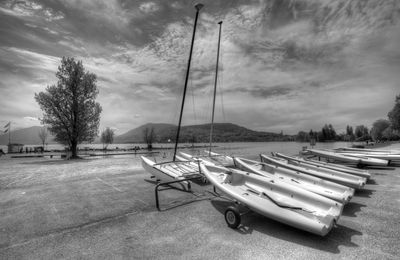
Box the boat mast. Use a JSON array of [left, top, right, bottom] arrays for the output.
[[8, 122, 11, 145], [209, 21, 222, 153], [173, 3, 203, 161]]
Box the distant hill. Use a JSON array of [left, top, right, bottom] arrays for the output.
[[113, 123, 177, 143], [114, 122, 293, 143], [0, 123, 293, 145], [0, 126, 55, 145]]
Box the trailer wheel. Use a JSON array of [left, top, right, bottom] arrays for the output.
[[225, 206, 241, 229]]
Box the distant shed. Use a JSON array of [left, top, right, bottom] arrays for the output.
[[8, 143, 24, 153]]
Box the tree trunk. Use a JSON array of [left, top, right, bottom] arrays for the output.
[[71, 141, 78, 159]]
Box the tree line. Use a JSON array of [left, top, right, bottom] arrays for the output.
[[34, 57, 400, 158], [296, 96, 400, 143]]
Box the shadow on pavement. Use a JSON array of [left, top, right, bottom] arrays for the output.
[[210, 199, 361, 254], [342, 202, 366, 217], [369, 166, 396, 171], [354, 188, 375, 198], [20, 158, 99, 165]]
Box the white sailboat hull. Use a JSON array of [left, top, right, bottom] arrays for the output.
[[274, 152, 371, 179], [141, 156, 197, 191], [335, 151, 400, 162], [201, 164, 341, 236], [234, 157, 354, 203], [261, 154, 366, 189], [179, 152, 217, 166], [307, 149, 389, 167], [203, 151, 235, 167], [336, 147, 400, 154]]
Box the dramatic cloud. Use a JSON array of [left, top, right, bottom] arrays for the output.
[[0, 0, 399, 135]]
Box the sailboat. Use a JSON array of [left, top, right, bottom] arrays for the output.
[[141, 4, 204, 190], [305, 148, 389, 167], [200, 163, 342, 236], [260, 154, 367, 189], [178, 21, 234, 167], [233, 156, 354, 203]]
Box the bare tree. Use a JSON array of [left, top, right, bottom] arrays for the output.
[[38, 127, 48, 151], [101, 127, 115, 150], [143, 127, 155, 150]]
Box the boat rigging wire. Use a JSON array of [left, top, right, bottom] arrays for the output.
[[218, 39, 226, 123]]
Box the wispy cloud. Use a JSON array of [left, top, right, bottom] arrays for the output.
[[0, 0, 399, 134]]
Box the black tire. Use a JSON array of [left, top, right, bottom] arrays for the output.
[[225, 206, 241, 229]]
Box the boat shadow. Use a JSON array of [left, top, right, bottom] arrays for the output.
[[367, 166, 396, 170], [354, 188, 375, 198], [341, 202, 366, 217], [367, 179, 378, 185], [143, 179, 158, 185], [210, 199, 361, 254]]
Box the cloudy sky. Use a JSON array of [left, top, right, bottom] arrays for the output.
[[0, 0, 399, 135]]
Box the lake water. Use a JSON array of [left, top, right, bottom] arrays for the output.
[[0, 141, 355, 157], [179, 141, 354, 161]]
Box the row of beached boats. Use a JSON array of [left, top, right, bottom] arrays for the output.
[[140, 5, 396, 237], [139, 146, 397, 236], [305, 147, 400, 167]]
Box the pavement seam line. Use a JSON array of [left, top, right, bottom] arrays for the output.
[[96, 177, 123, 192]]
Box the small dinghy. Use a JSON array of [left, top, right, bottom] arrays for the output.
[[234, 157, 354, 203], [261, 154, 366, 189], [200, 164, 341, 236], [273, 152, 371, 179]]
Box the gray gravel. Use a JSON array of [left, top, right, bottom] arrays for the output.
[[0, 152, 399, 259]]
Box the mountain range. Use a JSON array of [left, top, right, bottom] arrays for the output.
[[0, 123, 292, 145], [0, 126, 55, 145], [115, 123, 292, 143]]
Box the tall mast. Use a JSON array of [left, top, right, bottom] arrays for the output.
[[209, 21, 222, 153], [173, 3, 203, 161]]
